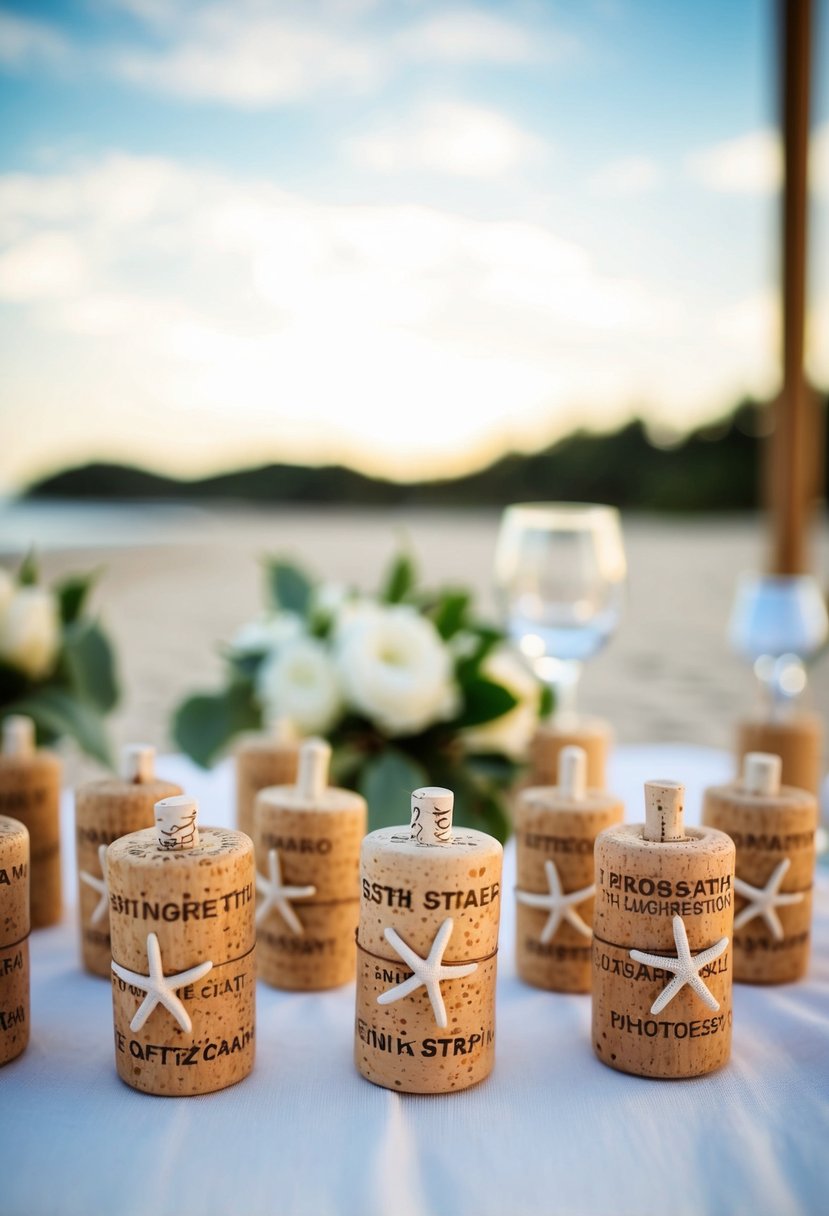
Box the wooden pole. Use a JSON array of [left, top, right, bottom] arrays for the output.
[[771, 0, 814, 574]]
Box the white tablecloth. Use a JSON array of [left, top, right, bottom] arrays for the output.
[[2, 746, 827, 1216]]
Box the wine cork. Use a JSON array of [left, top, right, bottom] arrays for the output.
[[254, 737, 366, 990], [592, 780, 735, 1079], [75, 745, 182, 977], [515, 746, 624, 992], [108, 796, 256, 1096], [529, 716, 611, 789], [703, 752, 817, 984], [0, 816, 30, 1066], [0, 715, 62, 929], [736, 711, 823, 795], [235, 720, 299, 846], [355, 787, 503, 1094]]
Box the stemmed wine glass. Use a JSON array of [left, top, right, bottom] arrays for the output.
[[494, 503, 627, 720]]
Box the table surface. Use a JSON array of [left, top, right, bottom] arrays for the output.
[[2, 745, 827, 1216]]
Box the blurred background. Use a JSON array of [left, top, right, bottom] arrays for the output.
[[1, 0, 828, 767]]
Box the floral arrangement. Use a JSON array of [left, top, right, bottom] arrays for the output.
[[173, 553, 550, 841], [0, 554, 119, 765]]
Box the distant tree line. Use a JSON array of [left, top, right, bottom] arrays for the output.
[[24, 398, 829, 512]]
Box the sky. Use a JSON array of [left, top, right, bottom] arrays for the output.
[[1, 0, 828, 490]]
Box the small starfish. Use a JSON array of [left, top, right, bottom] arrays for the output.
[[630, 915, 729, 1015], [79, 843, 109, 926], [256, 847, 316, 934], [516, 858, 595, 943], [111, 932, 213, 1034], [377, 918, 478, 1028], [734, 858, 804, 941]]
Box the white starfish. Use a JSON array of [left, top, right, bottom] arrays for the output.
[[79, 843, 109, 926], [377, 918, 478, 1029], [256, 847, 316, 934], [734, 858, 804, 941], [630, 915, 729, 1015], [516, 858, 595, 943], [111, 932, 213, 1034]]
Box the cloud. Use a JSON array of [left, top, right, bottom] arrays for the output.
[[0, 230, 87, 300], [346, 100, 546, 178], [590, 155, 662, 196], [402, 9, 550, 64], [686, 129, 782, 194], [0, 8, 70, 66]]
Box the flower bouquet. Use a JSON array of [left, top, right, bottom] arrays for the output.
[[173, 552, 550, 841], [0, 554, 119, 765]]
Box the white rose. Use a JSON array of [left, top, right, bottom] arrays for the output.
[[256, 637, 342, 735], [0, 586, 61, 679], [232, 613, 303, 655], [337, 605, 457, 736], [463, 646, 540, 760]]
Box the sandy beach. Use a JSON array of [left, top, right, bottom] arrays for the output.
[[1, 503, 827, 782]]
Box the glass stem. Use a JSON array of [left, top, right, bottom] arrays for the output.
[[544, 659, 582, 725]]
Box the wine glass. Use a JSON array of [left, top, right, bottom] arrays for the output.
[[494, 502, 627, 720]]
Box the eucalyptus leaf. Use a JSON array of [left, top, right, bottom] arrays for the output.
[[455, 677, 519, 728], [7, 688, 113, 768], [433, 591, 470, 639], [359, 749, 428, 831], [381, 552, 416, 604], [17, 551, 39, 586], [539, 684, 555, 718], [265, 560, 313, 616], [55, 572, 98, 625], [63, 620, 119, 712], [173, 684, 261, 768]]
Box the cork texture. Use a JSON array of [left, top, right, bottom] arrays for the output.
[[75, 776, 183, 977], [703, 782, 817, 984], [0, 751, 61, 929], [108, 826, 256, 1096], [235, 736, 299, 844], [254, 785, 367, 990], [355, 827, 502, 1094], [0, 817, 29, 1066], [737, 713, 823, 796], [592, 823, 735, 1079], [530, 719, 610, 789], [515, 786, 623, 992]]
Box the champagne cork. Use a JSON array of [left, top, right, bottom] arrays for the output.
[[0, 715, 62, 928], [592, 780, 735, 1079], [235, 719, 299, 845], [515, 746, 624, 992], [355, 787, 503, 1094], [75, 745, 182, 977], [530, 715, 611, 789], [254, 737, 366, 990], [736, 711, 823, 795], [108, 795, 256, 1096], [703, 752, 817, 984], [0, 816, 29, 1066]]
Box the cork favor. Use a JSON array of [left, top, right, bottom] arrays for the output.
[[254, 737, 366, 990], [0, 816, 29, 1066], [236, 719, 299, 846], [736, 711, 823, 796], [355, 787, 503, 1094], [75, 745, 182, 977], [0, 715, 62, 929], [515, 746, 624, 992], [108, 794, 256, 1096], [530, 715, 611, 790], [592, 781, 735, 1079], [703, 752, 817, 984]]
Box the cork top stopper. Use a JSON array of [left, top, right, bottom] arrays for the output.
[[643, 780, 685, 842], [154, 794, 199, 851], [741, 752, 782, 797], [120, 744, 155, 784], [296, 737, 331, 802], [411, 787, 453, 845], [558, 745, 587, 801], [2, 714, 35, 758]]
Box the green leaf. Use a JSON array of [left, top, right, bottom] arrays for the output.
[[17, 550, 38, 586], [451, 773, 512, 844], [381, 552, 416, 604], [6, 688, 114, 768], [265, 560, 313, 616], [454, 677, 519, 728], [55, 572, 98, 625], [173, 684, 261, 768], [433, 591, 470, 639], [0, 660, 31, 703], [329, 744, 365, 786], [62, 620, 119, 712], [359, 749, 428, 831], [539, 683, 555, 719]]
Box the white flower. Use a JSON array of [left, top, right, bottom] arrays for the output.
[[0, 586, 61, 680], [463, 646, 540, 760], [312, 581, 349, 618], [232, 613, 303, 655], [257, 637, 342, 735], [337, 605, 457, 736]]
